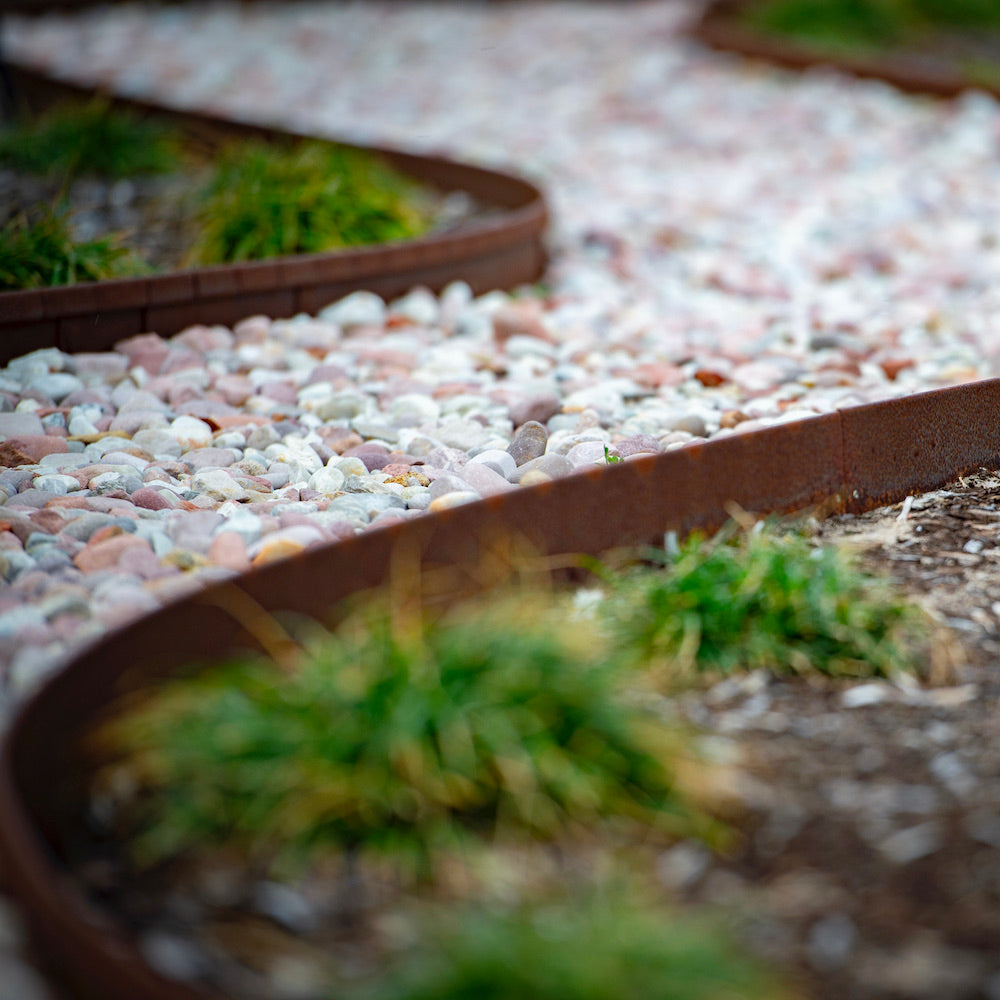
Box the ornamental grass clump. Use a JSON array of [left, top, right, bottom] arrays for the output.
[[92, 594, 713, 875], [366, 892, 789, 1000], [0, 206, 148, 290], [0, 98, 183, 179], [605, 524, 929, 681], [188, 139, 434, 264]]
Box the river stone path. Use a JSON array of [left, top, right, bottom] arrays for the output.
[[4, 2, 1000, 997]]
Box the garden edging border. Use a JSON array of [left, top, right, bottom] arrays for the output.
[[688, 0, 1000, 100], [0, 64, 548, 365], [1, 375, 1000, 1000]]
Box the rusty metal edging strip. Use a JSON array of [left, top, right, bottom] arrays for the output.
[[3, 377, 1000, 999], [0, 64, 548, 364], [688, 0, 1000, 100]]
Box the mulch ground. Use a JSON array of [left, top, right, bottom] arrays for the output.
[[668, 469, 1000, 1000]]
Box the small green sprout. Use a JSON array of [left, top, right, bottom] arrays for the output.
[[603, 445, 623, 465]]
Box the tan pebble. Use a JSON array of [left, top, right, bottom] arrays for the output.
[[428, 491, 479, 512], [719, 410, 750, 429], [518, 470, 553, 487], [251, 537, 306, 566], [163, 549, 207, 571], [67, 430, 130, 444]]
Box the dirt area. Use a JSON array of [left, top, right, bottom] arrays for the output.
[[668, 469, 1000, 1000]]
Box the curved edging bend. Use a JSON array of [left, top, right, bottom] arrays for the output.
[[688, 0, 1000, 100], [0, 65, 548, 366]]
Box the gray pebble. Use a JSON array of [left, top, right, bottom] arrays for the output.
[[4, 490, 61, 509], [132, 429, 183, 458], [265, 464, 292, 490], [509, 453, 573, 482], [24, 534, 60, 556], [31, 475, 79, 496], [90, 471, 142, 495], [929, 752, 976, 797], [37, 452, 91, 470], [8, 644, 66, 696], [0, 897, 28, 952], [806, 913, 856, 971], [468, 448, 517, 480], [28, 372, 83, 403], [60, 512, 124, 542], [0, 412, 45, 436], [506, 420, 548, 465], [0, 605, 46, 637], [40, 413, 67, 432], [318, 289, 385, 328], [139, 930, 211, 984], [656, 841, 712, 891], [964, 810, 1000, 850], [665, 412, 708, 437], [247, 425, 281, 450], [252, 881, 319, 934], [0, 955, 54, 1000], [878, 821, 944, 865], [37, 588, 91, 620]]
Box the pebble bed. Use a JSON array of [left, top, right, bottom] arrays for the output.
[[3, 1, 1000, 995]]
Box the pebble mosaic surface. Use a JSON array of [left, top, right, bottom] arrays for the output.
[[2, 2, 1000, 994]]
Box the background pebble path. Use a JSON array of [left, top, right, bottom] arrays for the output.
[[3, 2, 1000, 995]]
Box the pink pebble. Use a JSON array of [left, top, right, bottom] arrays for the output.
[[208, 532, 251, 572], [4, 435, 69, 461], [73, 534, 153, 574], [132, 487, 176, 511]]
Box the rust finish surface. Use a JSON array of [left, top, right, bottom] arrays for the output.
[[3, 378, 1000, 1000], [841, 380, 1000, 512], [0, 66, 548, 364], [689, 0, 999, 100]]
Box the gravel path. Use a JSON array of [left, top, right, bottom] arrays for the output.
[[3, 2, 1000, 996]]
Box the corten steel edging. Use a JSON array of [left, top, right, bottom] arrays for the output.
[[4, 379, 1000, 1000], [0, 64, 548, 364], [689, 0, 999, 100]]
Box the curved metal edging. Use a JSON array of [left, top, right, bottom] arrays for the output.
[[0, 64, 548, 365], [689, 0, 998, 100], [2, 378, 1000, 999]]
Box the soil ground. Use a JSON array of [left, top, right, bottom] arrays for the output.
[[669, 469, 1000, 1000]]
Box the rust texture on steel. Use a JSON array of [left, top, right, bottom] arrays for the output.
[[4, 378, 1000, 1000], [0, 65, 548, 364], [689, 0, 999, 100]]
